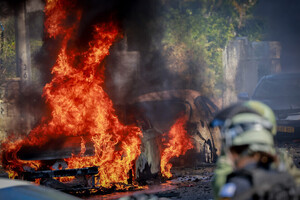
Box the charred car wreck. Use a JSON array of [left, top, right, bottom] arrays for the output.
[[122, 89, 221, 182]]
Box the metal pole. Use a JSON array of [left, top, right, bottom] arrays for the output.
[[15, 2, 33, 134], [15, 2, 32, 87]]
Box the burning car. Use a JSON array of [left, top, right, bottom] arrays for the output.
[[1, 0, 142, 193], [122, 89, 221, 181]]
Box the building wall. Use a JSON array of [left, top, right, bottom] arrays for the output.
[[0, 79, 23, 142], [222, 37, 281, 107]]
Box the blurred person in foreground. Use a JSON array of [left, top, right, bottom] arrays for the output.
[[210, 100, 300, 200]]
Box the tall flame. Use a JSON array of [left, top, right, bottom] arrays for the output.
[[160, 116, 193, 178], [0, 0, 195, 186], [1, 0, 142, 188]]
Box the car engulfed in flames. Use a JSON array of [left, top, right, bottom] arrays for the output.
[[125, 90, 221, 182], [1, 0, 142, 193]]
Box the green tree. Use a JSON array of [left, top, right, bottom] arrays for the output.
[[160, 0, 263, 97], [0, 17, 17, 81], [0, 14, 43, 85]]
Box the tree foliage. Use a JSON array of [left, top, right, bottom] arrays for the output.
[[0, 14, 43, 84], [160, 0, 263, 97], [0, 17, 17, 81]]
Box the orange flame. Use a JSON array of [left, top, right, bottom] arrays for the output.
[[1, 137, 41, 179], [1, 0, 142, 188], [160, 116, 193, 178]]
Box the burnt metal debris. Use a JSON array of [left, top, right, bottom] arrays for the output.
[[21, 166, 98, 180]]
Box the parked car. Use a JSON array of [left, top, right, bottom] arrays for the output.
[[238, 72, 300, 143]]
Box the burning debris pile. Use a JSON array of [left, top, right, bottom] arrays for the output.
[[0, 0, 195, 194]]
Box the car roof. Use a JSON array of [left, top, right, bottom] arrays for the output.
[[0, 178, 81, 200], [130, 89, 201, 104], [0, 178, 32, 189], [263, 72, 300, 80]]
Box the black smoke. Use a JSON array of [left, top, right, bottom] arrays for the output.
[[0, 0, 30, 17], [35, 0, 164, 85]]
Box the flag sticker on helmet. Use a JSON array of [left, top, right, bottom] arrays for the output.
[[219, 182, 236, 198]]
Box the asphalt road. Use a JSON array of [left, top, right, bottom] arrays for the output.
[[85, 164, 215, 200]]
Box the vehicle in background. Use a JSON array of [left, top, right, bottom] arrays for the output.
[[238, 72, 300, 143]]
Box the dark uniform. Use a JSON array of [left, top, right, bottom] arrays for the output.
[[219, 163, 298, 200]]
